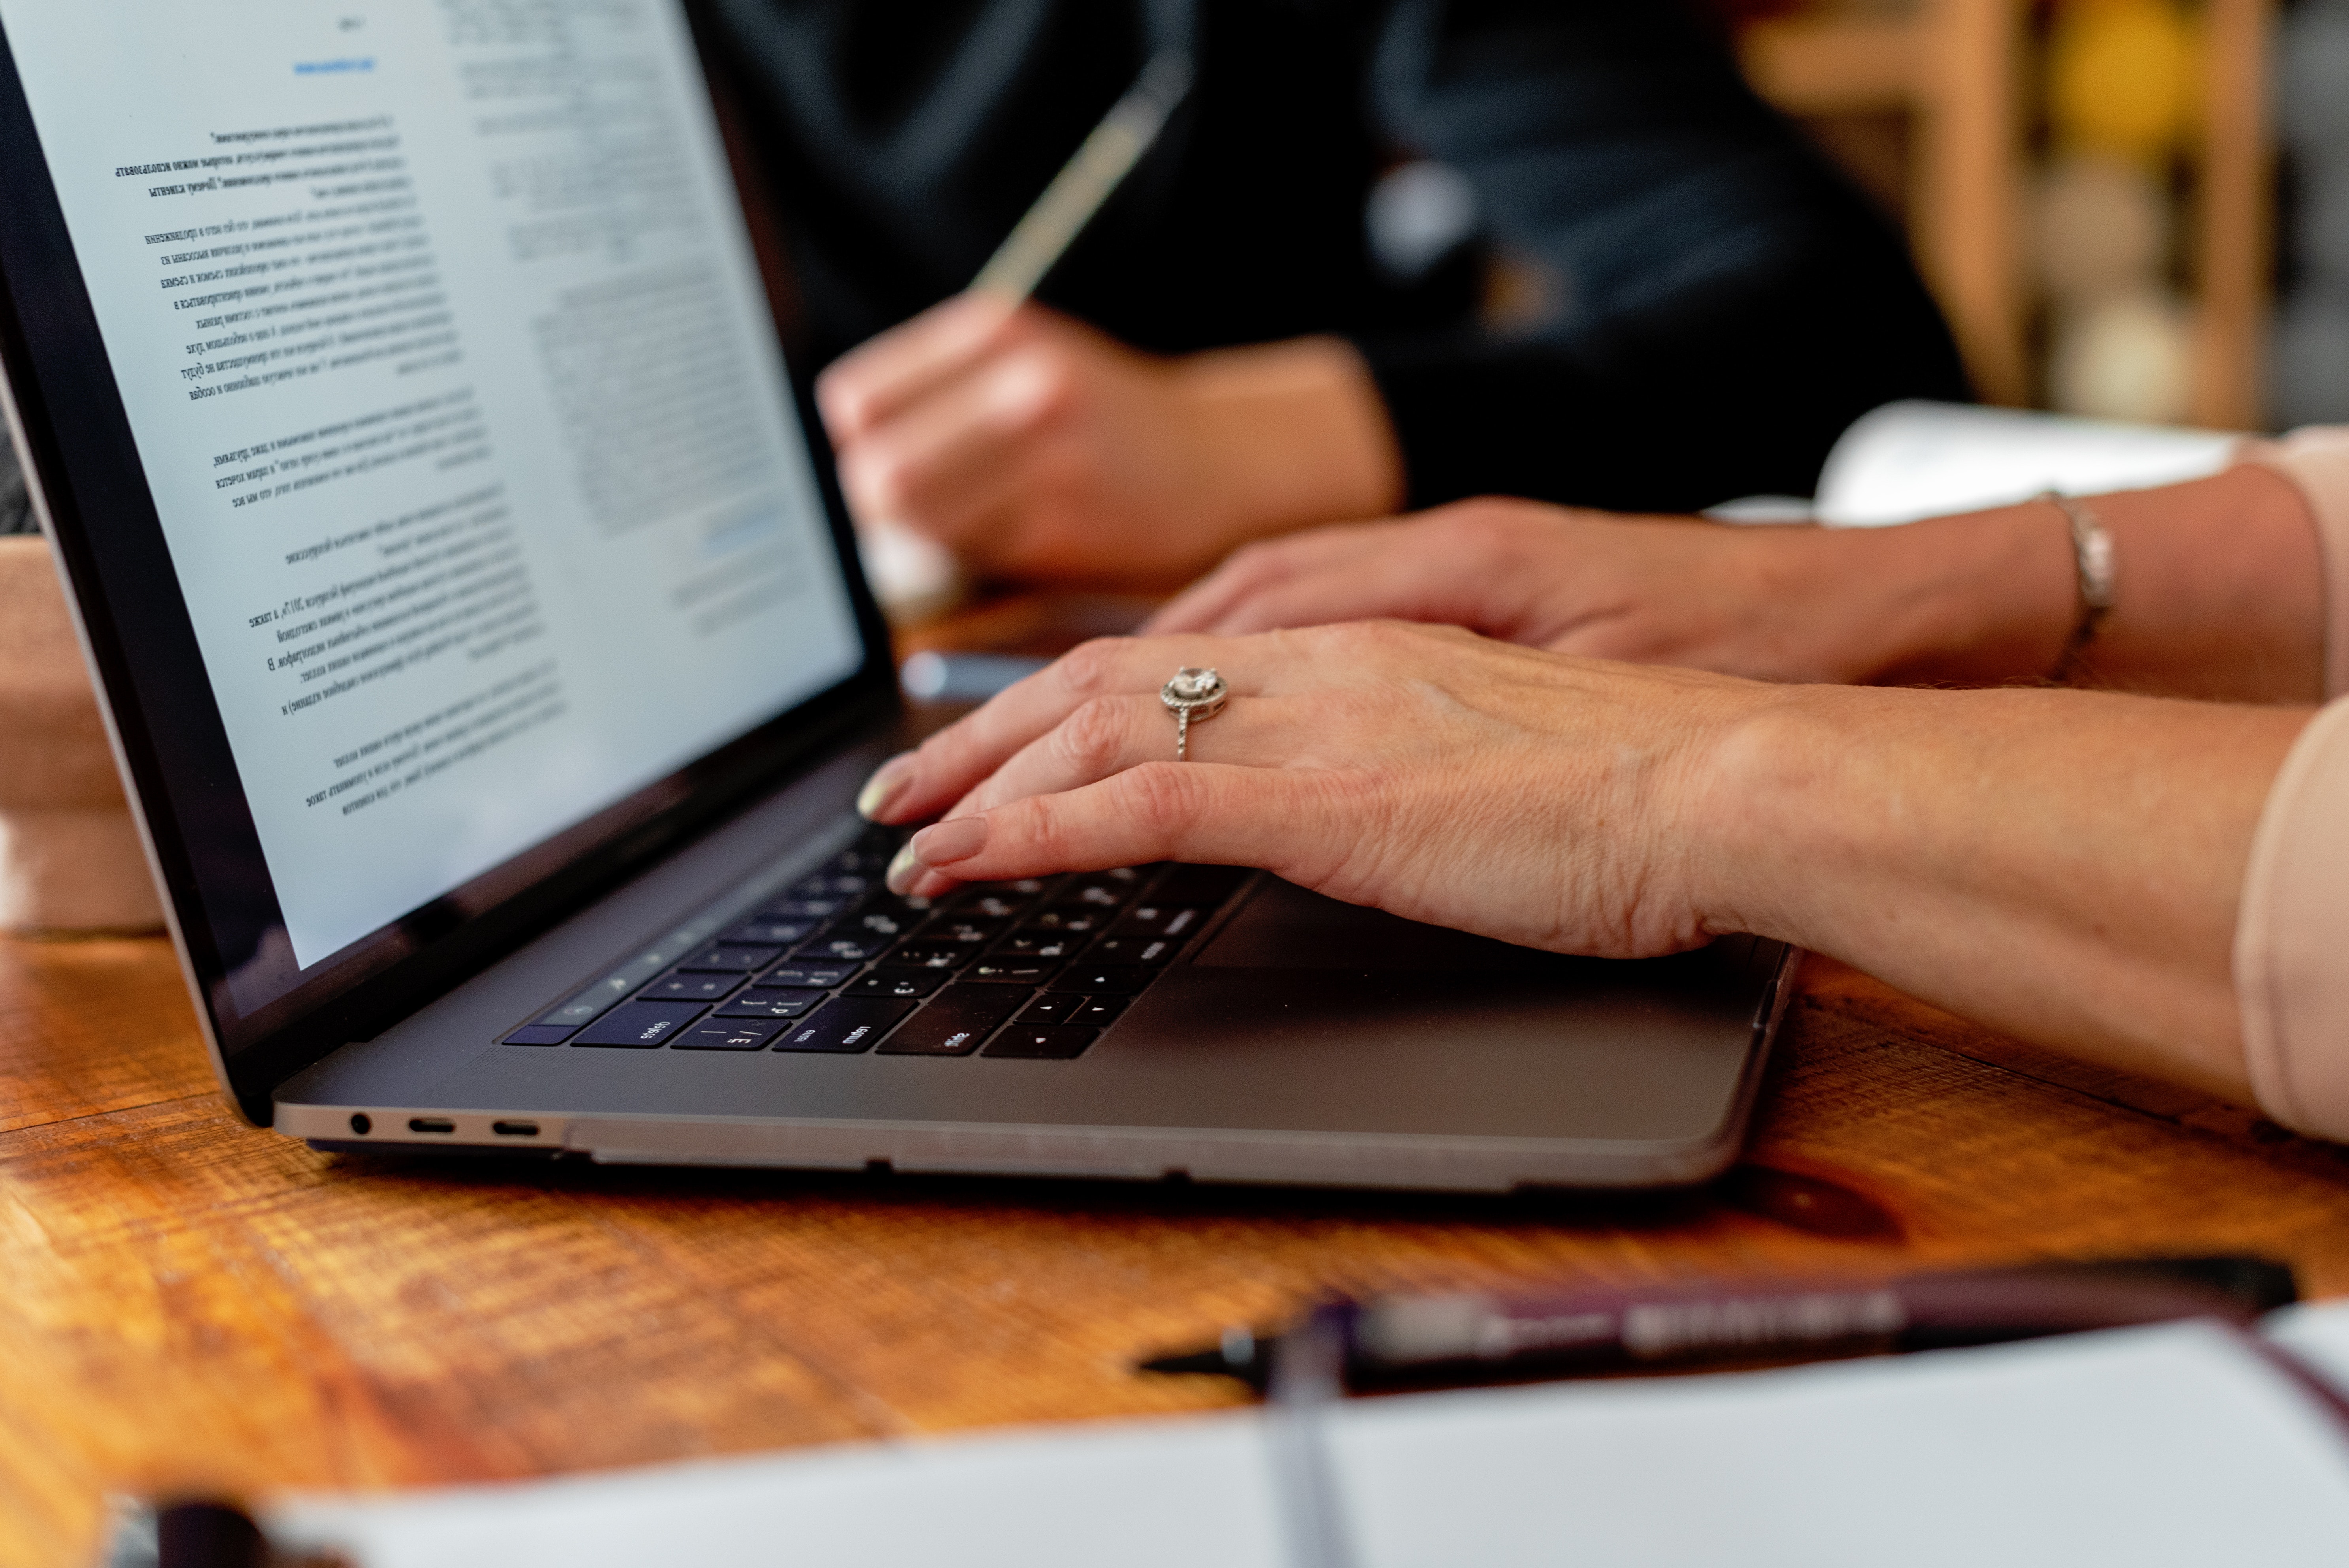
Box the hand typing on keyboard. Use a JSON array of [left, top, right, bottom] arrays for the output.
[[854, 624, 1753, 962]]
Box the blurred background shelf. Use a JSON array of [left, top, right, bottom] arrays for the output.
[[1728, 0, 2274, 430]]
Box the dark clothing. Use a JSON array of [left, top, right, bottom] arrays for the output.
[[0, 434, 30, 535], [704, 0, 1971, 511]]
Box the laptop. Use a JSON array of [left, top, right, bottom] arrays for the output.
[[0, 0, 1794, 1191]]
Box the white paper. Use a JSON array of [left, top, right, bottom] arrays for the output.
[[271, 1412, 1287, 1568], [0, 0, 860, 969], [2262, 1296, 2349, 1391], [1330, 1320, 2349, 1566], [264, 1318, 2349, 1567], [1811, 400, 2243, 527]]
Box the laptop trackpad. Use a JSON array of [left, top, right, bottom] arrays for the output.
[[1192, 877, 1577, 974]]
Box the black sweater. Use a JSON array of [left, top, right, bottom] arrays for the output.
[[705, 0, 1971, 511]]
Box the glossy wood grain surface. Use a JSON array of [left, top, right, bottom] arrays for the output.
[[12, 940, 2349, 1568], [8, 594, 2349, 1566]]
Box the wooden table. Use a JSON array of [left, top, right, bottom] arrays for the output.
[[11, 600, 2349, 1567]]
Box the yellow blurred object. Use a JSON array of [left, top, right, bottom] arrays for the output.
[[2047, 0, 2200, 164]]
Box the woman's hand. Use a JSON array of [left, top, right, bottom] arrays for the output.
[[855, 623, 1765, 958], [816, 296, 1402, 588], [855, 619, 2309, 1109], [1142, 500, 1863, 676], [1145, 497, 2084, 686], [1147, 468, 2332, 703]]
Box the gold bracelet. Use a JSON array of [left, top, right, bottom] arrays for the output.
[[2039, 491, 2116, 679]]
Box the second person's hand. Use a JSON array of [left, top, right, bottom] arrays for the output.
[[1144, 496, 2089, 688], [815, 295, 1404, 588]]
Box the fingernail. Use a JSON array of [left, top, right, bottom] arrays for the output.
[[910, 815, 987, 868], [885, 840, 923, 895], [856, 753, 917, 820]]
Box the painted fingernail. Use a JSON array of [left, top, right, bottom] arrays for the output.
[[856, 752, 918, 820], [885, 840, 923, 895], [910, 815, 988, 868]]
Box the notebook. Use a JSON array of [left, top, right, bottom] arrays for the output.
[[256, 1305, 2349, 1568]]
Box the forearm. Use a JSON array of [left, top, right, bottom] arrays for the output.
[[1820, 466, 2324, 702], [1695, 684, 2313, 1101]]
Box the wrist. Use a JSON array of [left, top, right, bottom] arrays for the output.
[[1674, 681, 1876, 949], [1174, 337, 1405, 555], [1813, 508, 2078, 686], [2069, 466, 2324, 701]]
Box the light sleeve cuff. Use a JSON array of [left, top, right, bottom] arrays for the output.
[[2234, 695, 2349, 1139], [2238, 425, 2349, 698]]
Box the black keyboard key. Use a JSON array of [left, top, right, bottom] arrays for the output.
[[953, 890, 1035, 921], [875, 942, 974, 971], [722, 918, 817, 947], [1083, 934, 1181, 966], [1047, 964, 1151, 995], [1055, 877, 1135, 910], [1109, 904, 1206, 940], [678, 943, 783, 973], [951, 878, 1045, 908], [983, 1025, 1098, 1059], [1072, 996, 1127, 1027], [674, 1019, 787, 1051], [573, 1000, 708, 1047], [772, 997, 915, 1053], [925, 917, 1005, 947], [758, 962, 859, 990], [991, 930, 1085, 960], [830, 845, 894, 876], [791, 872, 871, 899], [793, 934, 895, 964], [503, 1025, 574, 1046], [639, 972, 745, 1002], [1017, 993, 1086, 1023], [854, 892, 936, 928], [1022, 908, 1104, 934], [849, 970, 950, 998], [877, 985, 1025, 1056], [535, 994, 617, 1029], [841, 907, 923, 942], [715, 989, 824, 1020], [965, 959, 1063, 985], [760, 896, 847, 919], [1151, 865, 1250, 907]]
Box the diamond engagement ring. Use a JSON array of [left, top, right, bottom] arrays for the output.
[[1159, 666, 1228, 760]]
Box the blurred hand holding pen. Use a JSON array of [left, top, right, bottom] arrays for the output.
[[848, 51, 1192, 622]]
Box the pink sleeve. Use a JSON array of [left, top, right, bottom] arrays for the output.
[[2240, 425, 2349, 697], [2234, 697, 2349, 1140], [2230, 428, 2349, 1137]]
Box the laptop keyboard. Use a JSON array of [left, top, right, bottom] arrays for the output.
[[502, 824, 1251, 1060]]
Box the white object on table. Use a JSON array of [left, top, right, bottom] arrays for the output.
[[856, 520, 966, 626], [1811, 400, 2244, 527], [266, 1306, 2349, 1568]]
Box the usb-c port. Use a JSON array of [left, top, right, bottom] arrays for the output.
[[492, 1121, 540, 1138], [408, 1117, 455, 1134]]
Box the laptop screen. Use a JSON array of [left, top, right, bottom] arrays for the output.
[[0, 2, 865, 974], [0, 0, 888, 1094]]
